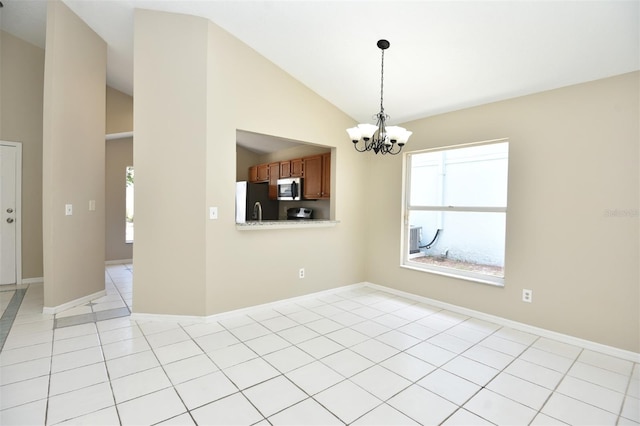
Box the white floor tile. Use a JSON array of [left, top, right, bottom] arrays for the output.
[[487, 372, 552, 410], [532, 337, 582, 359], [277, 325, 320, 344], [49, 362, 109, 396], [223, 357, 280, 390], [117, 388, 187, 426], [46, 382, 115, 425], [106, 350, 160, 379], [53, 333, 100, 355], [269, 397, 343, 425], [529, 412, 570, 425], [195, 330, 241, 353], [297, 335, 344, 359], [621, 395, 640, 423], [306, 318, 343, 334], [145, 328, 190, 348], [98, 324, 142, 345], [567, 361, 629, 393], [380, 352, 436, 382], [262, 346, 315, 373], [376, 330, 421, 351], [0, 399, 47, 426], [406, 341, 457, 367], [387, 384, 458, 425], [0, 357, 51, 385], [175, 371, 238, 410], [286, 309, 323, 324], [322, 349, 374, 377], [397, 322, 439, 340], [478, 334, 528, 357], [208, 343, 258, 369], [428, 332, 475, 354], [350, 320, 391, 337], [51, 346, 104, 373], [54, 323, 97, 340], [505, 358, 564, 389], [417, 368, 481, 405], [576, 350, 634, 375], [442, 408, 494, 425], [191, 392, 264, 425], [463, 345, 515, 370], [351, 339, 398, 363], [285, 361, 345, 395], [101, 336, 149, 361], [351, 365, 412, 400], [519, 347, 575, 373], [332, 311, 367, 327], [163, 353, 218, 384], [261, 315, 298, 332], [56, 406, 120, 425], [442, 356, 499, 386], [0, 342, 51, 367], [156, 413, 197, 425], [0, 375, 49, 411], [181, 321, 224, 338], [352, 403, 419, 425], [541, 392, 618, 425], [444, 325, 489, 344], [230, 322, 271, 341], [243, 375, 307, 417], [137, 321, 181, 336], [326, 327, 369, 347], [315, 380, 382, 424], [111, 366, 172, 403], [493, 327, 538, 345], [464, 388, 537, 425], [244, 333, 291, 356], [556, 375, 624, 414], [153, 339, 203, 364]]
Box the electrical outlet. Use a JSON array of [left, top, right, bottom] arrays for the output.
[[299, 268, 305, 279], [89, 200, 96, 211], [65, 204, 73, 216], [209, 207, 218, 220], [522, 289, 533, 303]]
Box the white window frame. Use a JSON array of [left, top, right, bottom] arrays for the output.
[[401, 139, 509, 287]]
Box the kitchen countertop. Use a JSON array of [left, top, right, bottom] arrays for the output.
[[236, 219, 339, 230]]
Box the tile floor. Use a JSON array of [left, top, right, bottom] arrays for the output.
[[0, 263, 638, 425]]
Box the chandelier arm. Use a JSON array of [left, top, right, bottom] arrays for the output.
[[379, 48, 385, 114]]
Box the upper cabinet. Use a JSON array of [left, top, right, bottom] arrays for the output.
[[248, 151, 331, 200], [303, 153, 330, 199]]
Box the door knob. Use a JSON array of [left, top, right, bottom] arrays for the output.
[[6, 208, 12, 213], [6, 218, 13, 223]]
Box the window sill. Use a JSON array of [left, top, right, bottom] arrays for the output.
[[401, 263, 504, 287], [236, 220, 339, 231]]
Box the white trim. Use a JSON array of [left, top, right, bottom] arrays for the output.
[[21, 277, 44, 284], [130, 283, 364, 324], [364, 282, 640, 363], [42, 289, 106, 315], [105, 259, 132, 265], [105, 131, 133, 141]]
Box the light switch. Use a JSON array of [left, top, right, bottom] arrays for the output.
[[89, 200, 96, 211], [209, 207, 218, 220], [65, 204, 73, 216]]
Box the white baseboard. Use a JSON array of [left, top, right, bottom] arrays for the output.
[[43, 289, 107, 315], [105, 259, 133, 265], [21, 277, 44, 284], [364, 282, 640, 363], [130, 283, 364, 324]]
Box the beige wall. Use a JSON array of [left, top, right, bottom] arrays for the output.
[[133, 10, 367, 316], [365, 72, 639, 352], [106, 86, 133, 134], [236, 145, 260, 182], [105, 87, 134, 261], [0, 31, 45, 280], [105, 137, 133, 261], [42, 1, 107, 307]]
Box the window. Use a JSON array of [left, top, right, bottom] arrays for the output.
[[403, 140, 509, 285], [126, 166, 134, 243]]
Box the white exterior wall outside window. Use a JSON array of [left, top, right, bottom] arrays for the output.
[[402, 140, 509, 286]]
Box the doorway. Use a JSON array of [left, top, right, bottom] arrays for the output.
[[0, 142, 22, 285]]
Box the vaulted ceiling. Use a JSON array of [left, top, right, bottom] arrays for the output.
[[1, 0, 638, 125]]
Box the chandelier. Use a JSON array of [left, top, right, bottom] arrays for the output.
[[346, 39, 412, 155]]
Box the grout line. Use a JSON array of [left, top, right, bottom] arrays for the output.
[[0, 286, 27, 352]]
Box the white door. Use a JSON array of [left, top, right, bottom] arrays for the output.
[[0, 143, 20, 285]]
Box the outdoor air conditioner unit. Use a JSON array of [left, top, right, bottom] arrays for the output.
[[409, 226, 422, 254]]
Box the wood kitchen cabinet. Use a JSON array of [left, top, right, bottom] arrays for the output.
[[279, 161, 291, 178], [290, 158, 304, 177], [248, 166, 258, 182], [256, 163, 270, 182], [303, 153, 330, 199], [268, 162, 280, 199]]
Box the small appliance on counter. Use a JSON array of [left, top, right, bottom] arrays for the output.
[[287, 207, 313, 220]]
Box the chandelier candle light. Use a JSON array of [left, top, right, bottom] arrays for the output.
[[347, 39, 412, 155]]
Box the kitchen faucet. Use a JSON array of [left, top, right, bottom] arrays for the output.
[[253, 201, 262, 222]]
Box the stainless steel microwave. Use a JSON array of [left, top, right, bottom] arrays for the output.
[[277, 177, 302, 201]]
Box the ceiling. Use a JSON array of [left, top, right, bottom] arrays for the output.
[[1, 0, 638, 128]]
